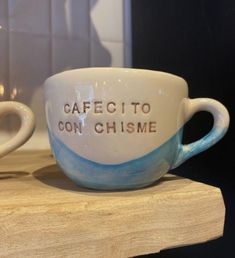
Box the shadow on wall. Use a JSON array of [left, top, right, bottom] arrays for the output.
[[89, 0, 112, 67], [6, 0, 111, 137]]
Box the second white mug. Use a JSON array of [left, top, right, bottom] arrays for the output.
[[0, 101, 35, 157]]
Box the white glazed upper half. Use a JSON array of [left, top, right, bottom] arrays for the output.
[[44, 68, 188, 164]]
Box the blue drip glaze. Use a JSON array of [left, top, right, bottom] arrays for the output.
[[48, 130, 182, 190], [48, 122, 226, 190]]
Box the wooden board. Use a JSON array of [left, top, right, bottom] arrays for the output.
[[0, 150, 225, 258]]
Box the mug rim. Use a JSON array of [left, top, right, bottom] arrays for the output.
[[45, 67, 187, 86]]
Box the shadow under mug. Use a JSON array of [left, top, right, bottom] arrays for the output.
[[0, 101, 35, 157], [44, 68, 229, 190]]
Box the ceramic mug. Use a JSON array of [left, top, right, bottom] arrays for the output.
[[44, 68, 229, 190], [0, 101, 35, 157]]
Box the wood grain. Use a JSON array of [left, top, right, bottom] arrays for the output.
[[0, 150, 225, 258]]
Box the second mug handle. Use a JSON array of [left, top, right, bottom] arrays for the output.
[[173, 98, 230, 168], [0, 101, 35, 158]]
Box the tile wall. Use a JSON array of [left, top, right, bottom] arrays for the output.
[[0, 0, 132, 149]]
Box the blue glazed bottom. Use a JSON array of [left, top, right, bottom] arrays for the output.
[[48, 130, 182, 190]]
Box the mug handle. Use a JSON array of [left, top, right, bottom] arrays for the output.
[[0, 101, 35, 158], [172, 98, 230, 168]]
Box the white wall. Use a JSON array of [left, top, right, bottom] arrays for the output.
[[0, 0, 132, 149]]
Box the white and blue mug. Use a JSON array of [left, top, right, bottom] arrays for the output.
[[44, 68, 229, 190]]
